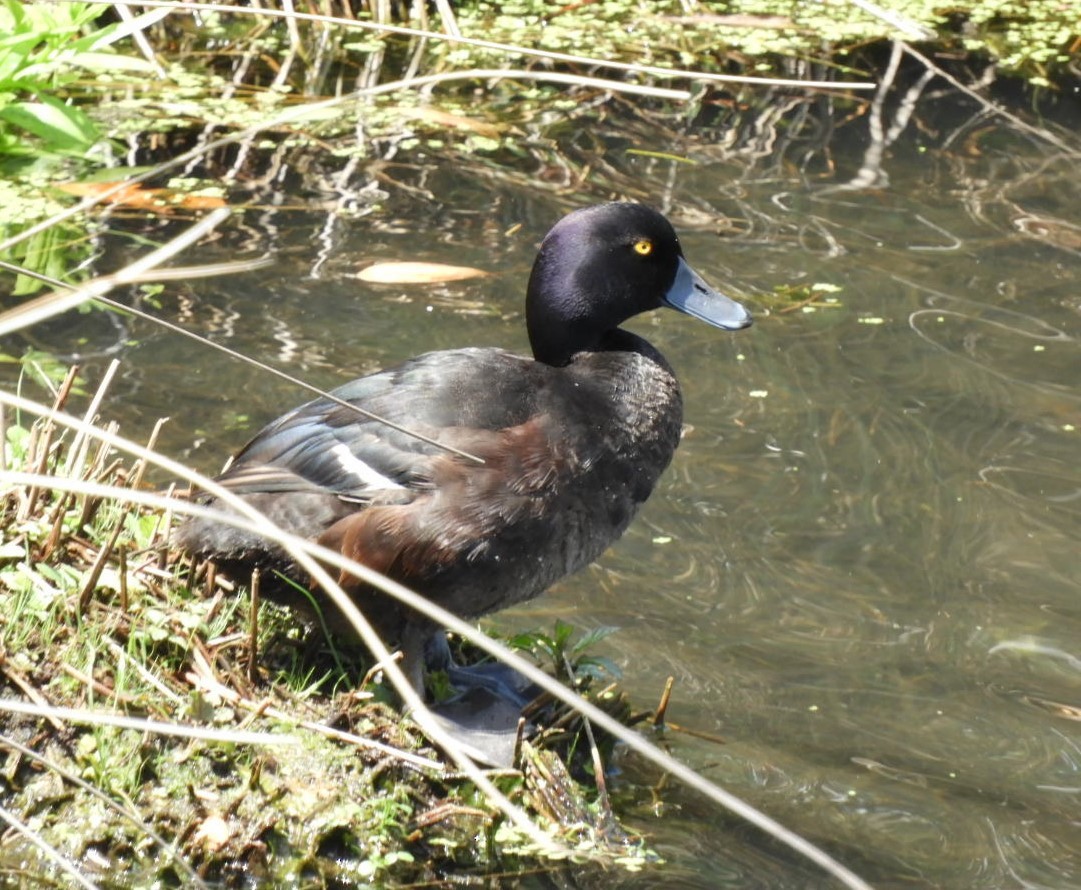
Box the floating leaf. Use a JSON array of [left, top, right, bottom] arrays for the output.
[[357, 262, 489, 284], [56, 181, 227, 212]]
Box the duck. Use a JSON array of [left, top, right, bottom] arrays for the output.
[[178, 202, 752, 695]]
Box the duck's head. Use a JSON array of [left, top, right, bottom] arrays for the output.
[[526, 202, 752, 366]]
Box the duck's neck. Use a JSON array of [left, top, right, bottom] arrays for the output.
[[595, 327, 668, 364], [531, 321, 663, 368], [528, 319, 608, 367], [566, 328, 683, 450]]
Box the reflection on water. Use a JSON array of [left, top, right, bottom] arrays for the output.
[[6, 76, 1081, 887]]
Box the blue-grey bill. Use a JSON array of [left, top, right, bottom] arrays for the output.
[[663, 257, 752, 331]]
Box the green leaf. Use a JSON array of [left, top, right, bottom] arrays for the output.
[[571, 624, 620, 655], [0, 34, 43, 87], [0, 97, 98, 151], [552, 618, 575, 649], [59, 51, 157, 75], [0, 0, 29, 34]]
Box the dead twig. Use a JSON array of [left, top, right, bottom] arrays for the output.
[[247, 568, 260, 685], [652, 675, 676, 728]]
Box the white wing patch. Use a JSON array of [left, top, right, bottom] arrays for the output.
[[331, 443, 404, 492]]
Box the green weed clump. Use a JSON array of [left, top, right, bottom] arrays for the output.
[[0, 1, 158, 295]]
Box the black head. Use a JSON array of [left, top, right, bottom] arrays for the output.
[[525, 203, 751, 366]]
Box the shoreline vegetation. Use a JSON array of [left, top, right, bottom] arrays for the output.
[[0, 1, 1077, 886]]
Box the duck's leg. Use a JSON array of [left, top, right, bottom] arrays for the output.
[[423, 631, 538, 709], [397, 623, 431, 695]]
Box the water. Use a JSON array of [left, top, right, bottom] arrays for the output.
[[5, 77, 1080, 887]]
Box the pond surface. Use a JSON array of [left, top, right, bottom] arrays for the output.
[[10, 71, 1081, 887]]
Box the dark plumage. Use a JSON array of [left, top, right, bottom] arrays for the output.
[[178, 203, 752, 690]]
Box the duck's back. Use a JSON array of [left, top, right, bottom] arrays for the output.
[[179, 338, 683, 637]]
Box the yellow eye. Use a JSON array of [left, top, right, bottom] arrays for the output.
[[632, 238, 653, 256]]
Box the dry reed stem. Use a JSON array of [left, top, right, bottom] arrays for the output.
[[652, 675, 676, 727], [86, 296, 484, 465], [77, 508, 129, 614], [247, 567, 260, 685], [130, 416, 169, 491], [0, 699, 300, 746], [69, 359, 120, 480], [40, 491, 73, 561], [561, 653, 618, 838], [19, 366, 79, 520]]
